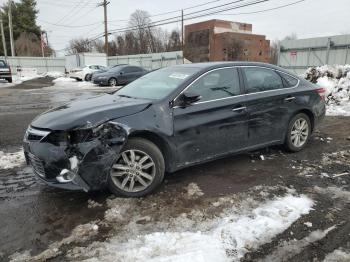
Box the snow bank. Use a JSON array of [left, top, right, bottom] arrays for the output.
[[305, 65, 350, 116], [49, 77, 117, 90], [0, 150, 25, 170], [43, 71, 65, 78], [77, 194, 313, 262]]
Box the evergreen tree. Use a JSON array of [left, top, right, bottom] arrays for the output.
[[0, 0, 43, 56]]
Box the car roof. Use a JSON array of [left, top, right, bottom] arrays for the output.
[[177, 61, 280, 69]]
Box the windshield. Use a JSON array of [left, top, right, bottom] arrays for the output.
[[117, 66, 201, 100]]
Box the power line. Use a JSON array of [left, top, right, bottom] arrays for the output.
[[108, 0, 261, 34], [39, 0, 225, 28], [108, 0, 244, 34], [55, 0, 268, 53], [219, 0, 306, 15], [54, 0, 88, 25]]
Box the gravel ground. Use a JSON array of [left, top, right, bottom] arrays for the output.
[[0, 78, 349, 262]]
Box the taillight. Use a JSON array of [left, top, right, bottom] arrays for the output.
[[316, 88, 326, 100]]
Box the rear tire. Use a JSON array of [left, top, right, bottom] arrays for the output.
[[6, 77, 12, 83], [107, 138, 165, 197], [285, 113, 311, 152]]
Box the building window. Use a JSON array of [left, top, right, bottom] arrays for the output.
[[259, 51, 262, 56], [243, 49, 249, 56]]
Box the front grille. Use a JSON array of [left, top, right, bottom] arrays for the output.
[[25, 127, 50, 142], [27, 153, 46, 178]]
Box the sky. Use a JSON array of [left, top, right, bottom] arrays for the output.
[[2, 0, 350, 56]]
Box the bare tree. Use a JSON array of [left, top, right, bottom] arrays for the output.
[[129, 10, 152, 53], [283, 33, 298, 41], [270, 40, 279, 65], [15, 32, 54, 56], [67, 38, 93, 54], [92, 39, 105, 53], [166, 30, 181, 51]]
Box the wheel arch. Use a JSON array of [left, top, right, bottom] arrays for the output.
[[128, 131, 174, 172], [293, 108, 315, 132]]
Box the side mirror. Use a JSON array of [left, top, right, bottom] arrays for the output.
[[181, 91, 201, 107]]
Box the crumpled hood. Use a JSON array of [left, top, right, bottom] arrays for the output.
[[31, 94, 152, 130]]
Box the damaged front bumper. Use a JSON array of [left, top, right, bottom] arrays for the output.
[[23, 123, 128, 192]]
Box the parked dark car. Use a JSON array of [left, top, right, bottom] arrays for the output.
[[92, 65, 147, 86], [89, 64, 127, 81], [0, 59, 12, 83], [23, 62, 326, 197]]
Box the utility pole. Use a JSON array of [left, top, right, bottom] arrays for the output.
[[181, 9, 184, 63], [0, 19, 7, 60], [98, 0, 110, 56], [8, 0, 15, 57], [40, 32, 45, 58]]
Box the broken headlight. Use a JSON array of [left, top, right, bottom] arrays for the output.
[[42, 131, 69, 146]]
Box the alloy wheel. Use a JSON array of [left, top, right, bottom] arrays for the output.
[[291, 118, 309, 148], [110, 150, 156, 192], [109, 78, 117, 86]]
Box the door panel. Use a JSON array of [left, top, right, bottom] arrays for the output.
[[172, 97, 248, 166], [244, 91, 294, 146], [171, 67, 248, 167], [240, 66, 299, 146]]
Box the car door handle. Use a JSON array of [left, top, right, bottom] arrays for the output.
[[284, 96, 296, 102], [232, 106, 247, 112]]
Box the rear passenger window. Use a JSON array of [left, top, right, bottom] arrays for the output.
[[187, 68, 240, 102], [126, 67, 142, 73], [243, 67, 284, 93], [280, 72, 298, 87]]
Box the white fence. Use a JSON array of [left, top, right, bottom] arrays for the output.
[[108, 51, 183, 70], [0, 56, 66, 74], [0, 51, 184, 75], [278, 34, 350, 75]]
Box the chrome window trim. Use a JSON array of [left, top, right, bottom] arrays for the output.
[[172, 65, 300, 108]]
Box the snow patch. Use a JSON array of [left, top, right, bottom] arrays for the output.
[[261, 225, 336, 262], [314, 186, 350, 202], [185, 182, 204, 198], [0, 150, 25, 170], [49, 77, 118, 90], [9, 222, 99, 262], [323, 249, 350, 262], [71, 194, 313, 262]]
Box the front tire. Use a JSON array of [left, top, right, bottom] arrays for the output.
[[285, 113, 311, 152], [84, 74, 92, 81], [108, 77, 117, 87], [108, 138, 165, 197], [6, 77, 12, 83]]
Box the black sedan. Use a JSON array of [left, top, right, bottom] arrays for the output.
[[23, 62, 326, 197], [92, 65, 147, 86]]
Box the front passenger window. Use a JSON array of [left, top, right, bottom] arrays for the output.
[[186, 68, 240, 102], [243, 67, 284, 93]]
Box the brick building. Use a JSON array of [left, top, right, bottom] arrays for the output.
[[185, 19, 270, 63]]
